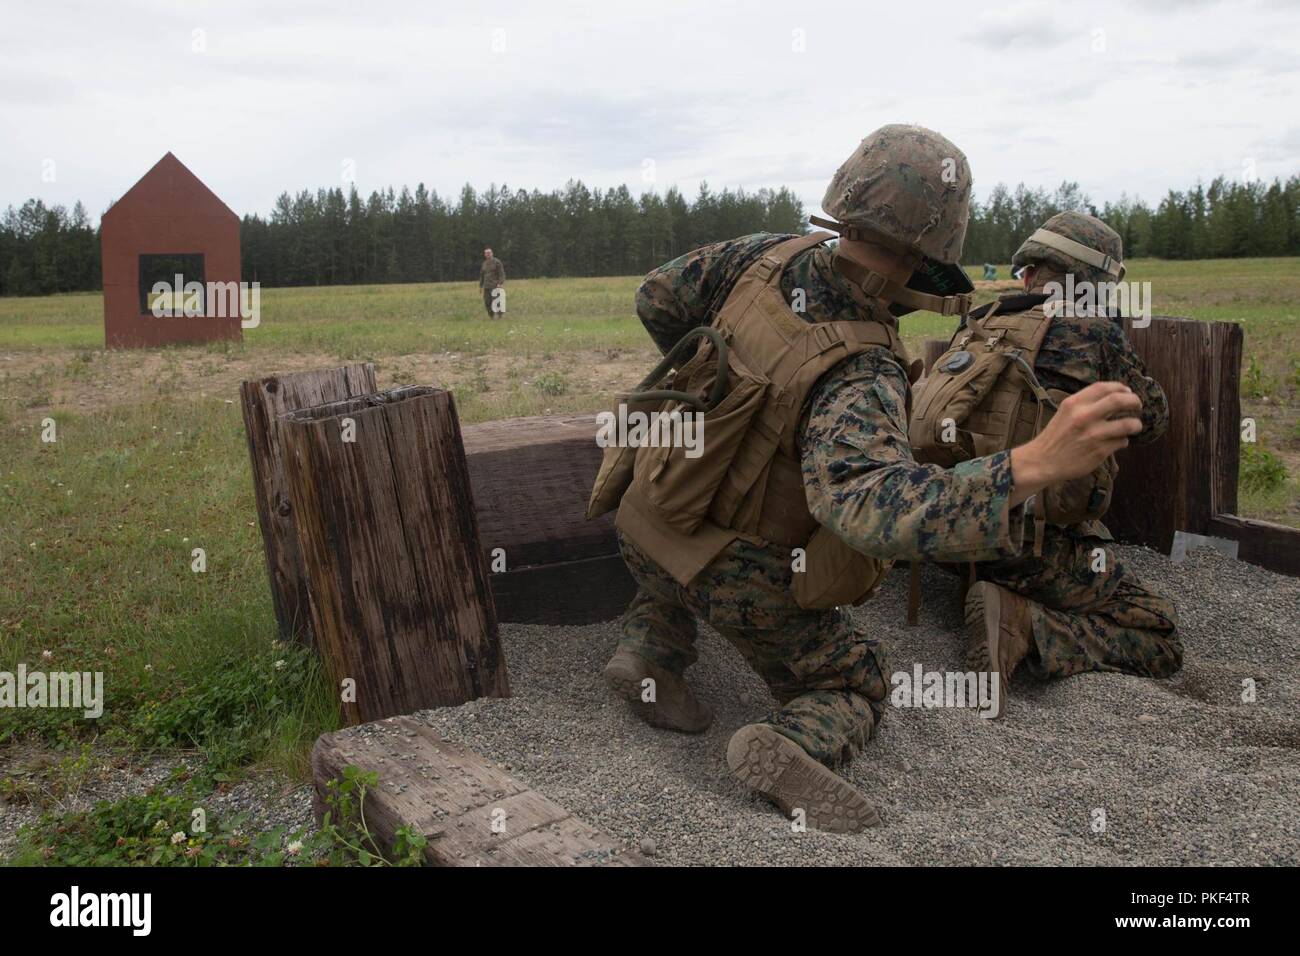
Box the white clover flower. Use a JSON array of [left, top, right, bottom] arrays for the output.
[[287, 840, 303, 856], [171, 832, 186, 845], [274, 659, 287, 671]]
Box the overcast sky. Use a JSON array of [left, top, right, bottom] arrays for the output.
[[4, 0, 1298, 224]]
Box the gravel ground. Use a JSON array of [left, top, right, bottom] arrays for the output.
[[412, 545, 1299, 866], [4, 545, 1294, 866]]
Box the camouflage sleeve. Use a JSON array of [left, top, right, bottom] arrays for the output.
[[1103, 320, 1168, 443], [800, 349, 1025, 563], [635, 235, 786, 355]]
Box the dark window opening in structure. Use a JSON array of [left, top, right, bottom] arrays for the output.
[[138, 253, 205, 315]]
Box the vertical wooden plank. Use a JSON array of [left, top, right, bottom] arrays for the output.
[[282, 386, 508, 725], [1109, 316, 1224, 551], [240, 363, 377, 646], [1211, 322, 1243, 518]]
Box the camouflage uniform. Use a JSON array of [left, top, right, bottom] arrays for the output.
[[479, 256, 506, 317], [959, 212, 1183, 680], [620, 233, 1027, 766]]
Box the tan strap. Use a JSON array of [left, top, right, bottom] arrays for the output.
[[1026, 228, 1124, 279], [833, 254, 972, 317], [747, 231, 836, 285], [717, 232, 835, 330]]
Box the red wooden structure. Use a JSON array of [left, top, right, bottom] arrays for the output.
[[100, 152, 242, 348]]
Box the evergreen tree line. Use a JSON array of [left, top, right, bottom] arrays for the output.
[[2, 173, 1296, 296], [963, 175, 1300, 265], [238, 181, 807, 286]]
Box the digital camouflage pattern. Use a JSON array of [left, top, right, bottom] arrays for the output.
[[624, 233, 1033, 764], [619, 532, 888, 766], [635, 232, 890, 354], [619, 228, 1182, 765], [821, 124, 972, 264], [1012, 210, 1124, 286], [952, 280, 1180, 675], [966, 519, 1182, 680]]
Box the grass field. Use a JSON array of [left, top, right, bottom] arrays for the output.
[[1, 257, 1297, 862]]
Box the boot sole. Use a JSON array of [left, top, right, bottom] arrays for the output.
[[604, 665, 712, 734], [965, 585, 1007, 720], [726, 724, 881, 833]]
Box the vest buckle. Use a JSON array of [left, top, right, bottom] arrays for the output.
[[752, 257, 782, 284], [812, 323, 841, 353]]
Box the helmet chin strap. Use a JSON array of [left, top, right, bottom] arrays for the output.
[[810, 215, 973, 318], [831, 251, 973, 318]]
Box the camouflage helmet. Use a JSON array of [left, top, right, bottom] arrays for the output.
[[820, 124, 972, 265], [1012, 211, 1125, 282]]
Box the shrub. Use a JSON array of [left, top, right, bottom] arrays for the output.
[[1240, 443, 1288, 494]]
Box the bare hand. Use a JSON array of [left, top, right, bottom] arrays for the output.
[[1009, 382, 1142, 504]]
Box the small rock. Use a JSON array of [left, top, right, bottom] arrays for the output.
[[1069, 758, 1087, 770], [640, 837, 656, 857], [1138, 714, 1157, 723]]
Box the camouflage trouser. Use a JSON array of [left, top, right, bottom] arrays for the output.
[[482, 287, 504, 317], [971, 523, 1183, 680], [616, 531, 889, 767]]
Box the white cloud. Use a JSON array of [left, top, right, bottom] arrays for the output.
[[1, 0, 1297, 224]]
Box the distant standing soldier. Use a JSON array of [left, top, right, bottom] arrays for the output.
[[912, 212, 1182, 716], [479, 247, 506, 319], [595, 125, 1147, 832]]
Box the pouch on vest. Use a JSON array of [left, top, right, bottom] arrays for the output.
[[911, 308, 1119, 547], [630, 338, 769, 536], [792, 526, 891, 610], [587, 396, 661, 520], [588, 325, 746, 522], [909, 346, 1018, 466]]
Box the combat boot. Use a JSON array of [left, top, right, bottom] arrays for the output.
[[603, 647, 713, 734], [964, 581, 1033, 719], [726, 724, 881, 833]]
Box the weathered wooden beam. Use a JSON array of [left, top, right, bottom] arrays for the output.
[[283, 386, 509, 725], [1207, 514, 1300, 577], [462, 414, 617, 567], [461, 414, 634, 623], [240, 363, 378, 646], [312, 716, 648, 866]]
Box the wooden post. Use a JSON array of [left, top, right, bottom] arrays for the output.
[[241, 363, 377, 646], [282, 385, 509, 725]]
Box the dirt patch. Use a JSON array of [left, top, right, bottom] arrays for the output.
[[0, 346, 660, 417]]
